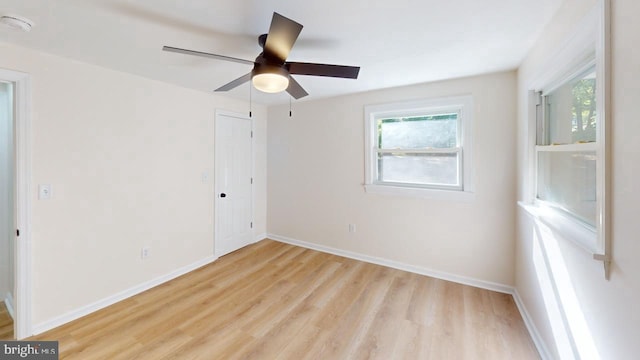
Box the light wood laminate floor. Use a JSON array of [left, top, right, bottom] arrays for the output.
[[31, 239, 539, 359], [0, 301, 13, 340]]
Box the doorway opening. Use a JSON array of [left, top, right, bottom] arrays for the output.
[[0, 68, 32, 340], [0, 80, 15, 339]]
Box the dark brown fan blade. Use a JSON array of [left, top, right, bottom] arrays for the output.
[[214, 72, 252, 92], [163, 46, 254, 66], [263, 12, 303, 63], [286, 62, 360, 79], [286, 76, 309, 99]]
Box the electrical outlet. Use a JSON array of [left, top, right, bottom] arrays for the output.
[[141, 247, 151, 260]]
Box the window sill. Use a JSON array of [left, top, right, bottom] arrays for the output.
[[518, 201, 599, 254], [365, 184, 475, 202]]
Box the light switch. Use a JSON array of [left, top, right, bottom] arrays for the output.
[[38, 184, 52, 200]]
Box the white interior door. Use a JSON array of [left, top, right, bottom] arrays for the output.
[[215, 112, 253, 257]]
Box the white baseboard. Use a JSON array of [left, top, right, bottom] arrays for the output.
[[254, 233, 267, 243], [4, 292, 15, 320], [512, 289, 552, 360], [32, 255, 218, 335], [267, 233, 513, 294]]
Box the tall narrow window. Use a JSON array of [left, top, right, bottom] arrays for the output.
[[536, 67, 598, 228], [525, 0, 610, 278]]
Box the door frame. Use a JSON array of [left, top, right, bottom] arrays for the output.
[[214, 109, 255, 257], [0, 68, 32, 339]]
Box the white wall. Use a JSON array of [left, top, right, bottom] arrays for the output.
[[0, 81, 14, 306], [267, 71, 517, 287], [0, 42, 267, 330], [516, 0, 640, 358]]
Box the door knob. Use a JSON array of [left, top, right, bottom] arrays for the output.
[[220, 193, 227, 198]]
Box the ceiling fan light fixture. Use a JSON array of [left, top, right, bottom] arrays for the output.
[[252, 65, 289, 93]]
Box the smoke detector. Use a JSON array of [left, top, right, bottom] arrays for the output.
[[0, 15, 34, 32]]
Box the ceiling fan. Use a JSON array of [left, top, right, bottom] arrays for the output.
[[163, 12, 360, 99]]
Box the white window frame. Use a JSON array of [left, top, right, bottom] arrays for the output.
[[521, 0, 610, 278], [364, 95, 474, 201], [535, 61, 598, 227]]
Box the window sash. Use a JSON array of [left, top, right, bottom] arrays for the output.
[[535, 142, 598, 152], [375, 110, 462, 150], [534, 143, 597, 229], [376, 147, 461, 154], [374, 148, 462, 190]]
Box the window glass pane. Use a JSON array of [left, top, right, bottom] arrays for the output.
[[547, 70, 596, 144], [537, 151, 596, 227], [377, 152, 459, 186], [378, 114, 457, 149]]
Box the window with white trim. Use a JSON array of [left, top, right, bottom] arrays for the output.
[[523, 0, 611, 278], [364, 96, 473, 198], [536, 65, 598, 228]]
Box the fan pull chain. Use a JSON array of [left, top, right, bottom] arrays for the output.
[[289, 96, 292, 117], [249, 84, 253, 118]]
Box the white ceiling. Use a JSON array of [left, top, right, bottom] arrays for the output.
[[0, 0, 562, 105]]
